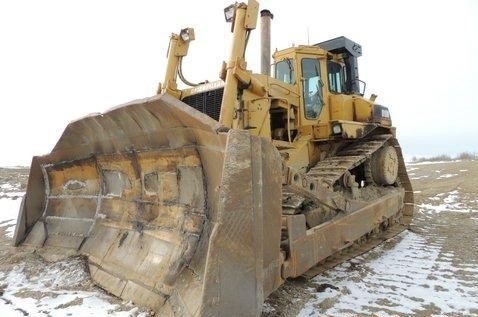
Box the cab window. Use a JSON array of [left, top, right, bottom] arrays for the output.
[[301, 58, 323, 119], [274, 59, 295, 84], [327, 61, 345, 93]]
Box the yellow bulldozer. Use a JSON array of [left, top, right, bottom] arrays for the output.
[[13, 1, 413, 315]]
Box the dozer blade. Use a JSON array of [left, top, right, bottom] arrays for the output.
[[13, 93, 284, 316]]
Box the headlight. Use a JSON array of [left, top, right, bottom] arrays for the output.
[[224, 4, 235, 22], [332, 124, 342, 134], [180, 28, 195, 42]]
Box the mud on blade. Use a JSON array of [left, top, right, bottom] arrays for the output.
[[14, 93, 284, 316]]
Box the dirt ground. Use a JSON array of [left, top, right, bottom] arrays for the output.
[[0, 161, 477, 316], [263, 160, 478, 316]]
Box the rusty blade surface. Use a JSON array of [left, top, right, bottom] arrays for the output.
[[14, 93, 284, 316]]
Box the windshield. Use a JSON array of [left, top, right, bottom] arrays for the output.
[[274, 59, 295, 84]]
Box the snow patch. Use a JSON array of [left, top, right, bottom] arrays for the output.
[[443, 190, 459, 203], [298, 232, 478, 316], [0, 198, 22, 237], [437, 173, 457, 179], [407, 160, 459, 166], [419, 190, 472, 213], [410, 175, 429, 180], [0, 192, 25, 199], [262, 302, 276, 314], [0, 258, 148, 316]]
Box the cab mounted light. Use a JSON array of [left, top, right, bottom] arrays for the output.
[[224, 4, 235, 22]]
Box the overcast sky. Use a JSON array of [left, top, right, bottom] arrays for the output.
[[1, 0, 477, 166]]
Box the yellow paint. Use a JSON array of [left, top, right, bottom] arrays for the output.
[[162, 0, 392, 173]]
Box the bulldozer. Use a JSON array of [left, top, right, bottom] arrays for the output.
[[13, 1, 413, 315]]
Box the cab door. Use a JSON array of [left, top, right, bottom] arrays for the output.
[[300, 57, 324, 122]]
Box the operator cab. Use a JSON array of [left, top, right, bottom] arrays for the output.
[[273, 36, 362, 98], [272, 36, 392, 140], [272, 43, 353, 125]]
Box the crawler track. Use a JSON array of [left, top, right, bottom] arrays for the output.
[[281, 134, 414, 278]]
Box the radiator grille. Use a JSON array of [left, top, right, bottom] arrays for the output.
[[182, 88, 224, 121]]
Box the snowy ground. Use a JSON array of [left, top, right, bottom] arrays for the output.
[[264, 160, 478, 316], [0, 250, 145, 317], [1, 161, 478, 316], [298, 231, 478, 316]]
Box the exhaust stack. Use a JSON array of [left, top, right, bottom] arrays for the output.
[[260, 9, 273, 76]]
